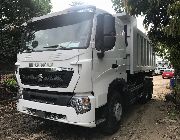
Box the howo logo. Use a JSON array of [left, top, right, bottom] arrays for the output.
[[29, 62, 53, 67]]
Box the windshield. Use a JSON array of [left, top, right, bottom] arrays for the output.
[[164, 69, 174, 72], [22, 12, 94, 51]]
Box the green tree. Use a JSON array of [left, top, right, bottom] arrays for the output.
[[0, 0, 52, 66], [112, 0, 180, 69]]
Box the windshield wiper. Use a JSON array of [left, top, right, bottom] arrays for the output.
[[43, 45, 69, 49], [24, 46, 34, 52], [57, 45, 72, 50], [43, 45, 59, 48], [44, 45, 72, 50]]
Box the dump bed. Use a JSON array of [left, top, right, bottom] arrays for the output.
[[115, 13, 155, 74]]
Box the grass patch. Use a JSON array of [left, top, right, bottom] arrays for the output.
[[167, 105, 180, 120]]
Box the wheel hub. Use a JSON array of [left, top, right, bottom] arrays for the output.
[[113, 102, 122, 121]]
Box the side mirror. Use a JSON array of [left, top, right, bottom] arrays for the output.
[[96, 14, 116, 59], [104, 36, 116, 51], [103, 15, 116, 51], [104, 15, 116, 35], [32, 40, 38, 48]]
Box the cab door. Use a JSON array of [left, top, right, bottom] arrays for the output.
[[92, 14, 126, 107]]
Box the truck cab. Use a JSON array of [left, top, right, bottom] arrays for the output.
[[16, 5, 155, 134]]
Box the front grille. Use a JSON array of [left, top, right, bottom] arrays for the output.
[[27, 108, 66, 120], [23, 89, 74, 106], [19, 68, 74, 88]]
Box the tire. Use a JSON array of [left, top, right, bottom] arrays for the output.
[[139, 78, 153, 104], [32, 115, 46, 122], [100, 91, 123, 134], [152, 72, 156, 76]]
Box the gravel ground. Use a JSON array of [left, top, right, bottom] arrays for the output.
[[0, 75, 180, 140]]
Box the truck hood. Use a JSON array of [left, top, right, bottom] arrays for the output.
[[17, 50, 79, 62]]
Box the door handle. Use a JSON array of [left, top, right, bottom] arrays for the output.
[[112, 64, 118, 69]]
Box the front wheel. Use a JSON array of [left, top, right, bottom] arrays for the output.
[[100, 91, 123, 134]]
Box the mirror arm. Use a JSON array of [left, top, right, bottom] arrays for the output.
[[124, 25, 128, 46], [97, 50, 105, 59]]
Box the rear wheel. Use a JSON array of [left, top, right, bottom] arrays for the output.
[[152, 71, 156, 76], [139, 78, 153, 104], [100, 91, 123, 134]]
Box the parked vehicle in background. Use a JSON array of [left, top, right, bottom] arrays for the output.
[[170, 68, 175, 72], [154, 67, 167, 75], [154, 67, 161, 75], [159, 67, 167, 74], [156, 60, 169, 68], [162, 69, 174, 79]]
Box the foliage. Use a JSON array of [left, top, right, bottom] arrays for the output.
[[111, 0, 180, 69], [165, 1, 180, 36], [0, 0, 52, 65], [168, 104, 180, 119], [3, 78, 17, 88], [174, 83, 180, 105], [2, 76, 18, 93], [112, 0, 126, 13]]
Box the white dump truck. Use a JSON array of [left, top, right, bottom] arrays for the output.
[[15, 5, 155, 134]]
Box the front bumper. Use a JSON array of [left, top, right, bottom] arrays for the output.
[[162, 74, 173, 78], [17, 97, 96, 128]]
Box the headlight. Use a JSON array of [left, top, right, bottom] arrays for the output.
[[17, 88, 23, 99], [69, 96, 91, 114], [15, 62, 20, 74]]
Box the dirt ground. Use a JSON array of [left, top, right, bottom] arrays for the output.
[[0, 75, 180, 140]]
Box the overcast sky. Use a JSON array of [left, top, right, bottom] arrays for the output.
[[51, 0, 146, 33], [51, 0, 114, 13]]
